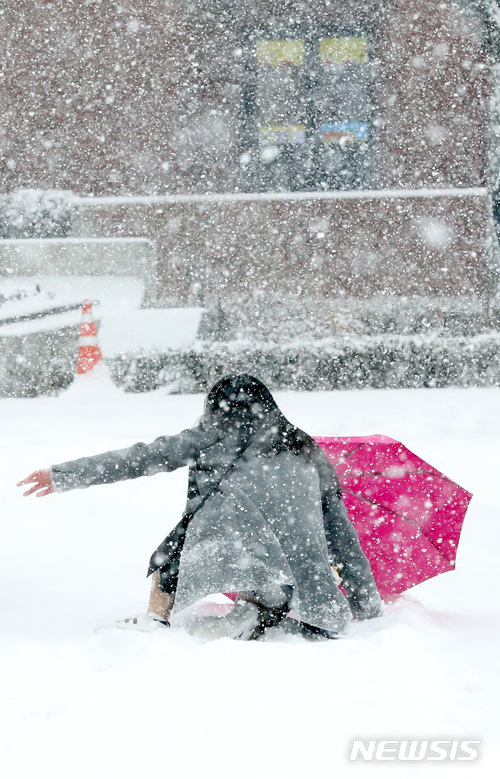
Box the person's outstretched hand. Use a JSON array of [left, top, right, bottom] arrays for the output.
[[17, 469, 54, 497]]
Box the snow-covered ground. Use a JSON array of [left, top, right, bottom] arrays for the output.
[[1, 373, 498, 778]]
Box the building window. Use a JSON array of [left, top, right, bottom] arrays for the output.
[[242, 27, 375, 192]]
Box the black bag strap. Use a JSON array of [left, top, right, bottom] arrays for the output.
[[184, 433, 255, 521]]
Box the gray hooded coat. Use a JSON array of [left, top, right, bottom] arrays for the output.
[[51, 408, 381, 634]]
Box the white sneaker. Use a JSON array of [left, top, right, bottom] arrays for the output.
[[188, 601, 260, 640], [114, 614, 170, 632]]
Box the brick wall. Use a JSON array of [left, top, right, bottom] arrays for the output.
[[0, 1, 488, 194], [73, 189, 489, 303], [0, 1, 492, 305]]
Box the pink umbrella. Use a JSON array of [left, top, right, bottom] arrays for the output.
[[315, 435, 472, 602]]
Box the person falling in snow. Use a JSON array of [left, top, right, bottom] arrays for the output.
[[17, 374, 381, 640]]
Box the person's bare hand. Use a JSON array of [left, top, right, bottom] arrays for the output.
[[17, 469, 54, 497]]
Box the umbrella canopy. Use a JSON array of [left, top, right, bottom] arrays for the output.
[[315, 435, 472, 602]]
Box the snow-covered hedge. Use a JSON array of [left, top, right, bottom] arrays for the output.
[[0, 327, 76, 398], [108, 335, 500, 394], [0, 189, 73, 239], [2, 330, 500, 398]]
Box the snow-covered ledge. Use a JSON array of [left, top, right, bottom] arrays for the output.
[[72, 186, 488, 207], [0, 237, 158, 305]]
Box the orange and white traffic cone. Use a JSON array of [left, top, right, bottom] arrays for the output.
[[76, 299, 103, 375]]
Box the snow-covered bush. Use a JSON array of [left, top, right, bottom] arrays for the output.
[[0, 189, 73, 239], [0, 327, 76, 398], [1, 296, 500, 397], [108, 334, 500, 394], [2, 332, 499, 398]]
